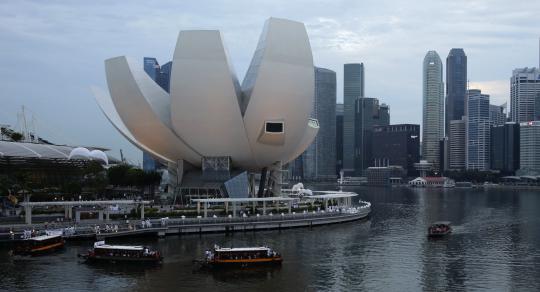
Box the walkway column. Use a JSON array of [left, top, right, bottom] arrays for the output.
[[98, 210, 104, 221], [203, 202, 208, 218], [288, 201, 291, 214], [105, 210, 110, 221], [325, 199, 328, 210], [232, 202, 237, 218], [64, 206, 69, 219], [263, 201, 266, 215], [68, 206, 72, 219], [252, 201, 256, 214], [140, 204, 145, 220], [197, 202, 200, 215], [75, 211, 81, 223], [25, 205, 32, 225], [225, 201, 228, 214]]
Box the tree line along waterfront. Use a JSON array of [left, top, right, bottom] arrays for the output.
[[0, 162, 161, 203]]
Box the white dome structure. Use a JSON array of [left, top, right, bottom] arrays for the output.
[[92, 17, 318, 172], [68, 147, 91, 160], [89, 150, 108, 165]]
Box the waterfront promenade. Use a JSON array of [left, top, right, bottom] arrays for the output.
[[0, 202, 371, 242]]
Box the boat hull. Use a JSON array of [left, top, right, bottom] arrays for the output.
[[428, 231, 452, 238], [82, 255, 163, 264], [13, 241, 65, 256]]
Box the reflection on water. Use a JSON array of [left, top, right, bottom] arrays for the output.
[[1, 187, 540, 291]]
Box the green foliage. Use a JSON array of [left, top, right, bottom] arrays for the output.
[[10, 132, 24, 142], [107, 164, 161, 188]]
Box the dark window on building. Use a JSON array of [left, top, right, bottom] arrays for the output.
[[266, 122, 283, 133]]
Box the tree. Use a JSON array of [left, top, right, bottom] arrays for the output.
[[10, 132, 24, 142]]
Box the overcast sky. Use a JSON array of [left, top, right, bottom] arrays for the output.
[[1, 0, 539, 165]]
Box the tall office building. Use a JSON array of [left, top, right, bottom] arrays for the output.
[[466, 89, 490, 171], [343, 63, 365, 174], [302, 67, 337, 180], [143, 57, 160, 80], [519, 121, 540, 175], [448, 118, 466, 170], [439, 137, 449, 172], [158, 61, 173, 92], [491, 122, 520, 174], [445, 49, 467, 133], [422, 51, 444, 171], [142, 57, 172, 172], [510, 67, 540, 122], [336, 104, 344, 175], [489, 104, 506, 126], [372, 124, 420, 176], [354, 97, 390, 174]]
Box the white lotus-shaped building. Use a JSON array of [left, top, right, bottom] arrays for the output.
[[92, 18, 318, 178]]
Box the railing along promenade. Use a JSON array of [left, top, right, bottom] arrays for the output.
[[0, 202, 371, 241]]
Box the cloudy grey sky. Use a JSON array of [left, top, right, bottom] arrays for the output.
[[1, 0, 538, 164]]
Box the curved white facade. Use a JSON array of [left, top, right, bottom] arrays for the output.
[[94, 17, 318, 171]]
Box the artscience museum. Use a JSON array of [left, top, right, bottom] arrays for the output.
[[92, 18, 318, 199]]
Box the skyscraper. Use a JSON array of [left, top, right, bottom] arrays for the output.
[[519, 121, 540, 175], [490, 122, 519, 174], [343, 63, 364, 174], [446, 49, 467, 133], [336, 103, 344, 175], [422, 51, 444, 171], [354, 97, 389, 174], [302, 67, 337, 180], [449, 118, 466, 170], [143, 57, 160, 80], [510, 67, 540, 122], [142, 57, 172, 172], [466, 89, 490, 170], [372, 124, 420, 176], [489, 104, 506, 126]]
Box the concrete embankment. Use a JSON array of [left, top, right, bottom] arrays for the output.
[[104, 211, 370, 239], [0, 209, 371, 243]]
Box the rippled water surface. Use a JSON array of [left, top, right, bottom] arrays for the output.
[[1, 187, 540, 291]]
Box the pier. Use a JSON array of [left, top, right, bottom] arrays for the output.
[[0, 201, 371, 242]]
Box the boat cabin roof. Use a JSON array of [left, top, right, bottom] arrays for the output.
[[431, 221, 451, 226], [94, 244, 145, 251], [215, 247, 271, 252], [27, 234, 61, 241]]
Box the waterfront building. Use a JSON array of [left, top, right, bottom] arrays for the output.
[[518, 121, 540, 175], [448, 118, 466, 170], [0, 140, 118, 203], [292, 67, 337, 181], [372, 124, 420, 176], [343, 63, 365, 174], [414, 160, 433, 177], [95, 18, 319, 198], [466, 89, 490, 171], [336, 103, 344, 175], [366, 166, 405, 186], [510, 67, 540, 122], [490, 104, 506, 126], [422, 51, 444, 171], [490, 122, 520, 174], [354, 97, 390, 174], [445, 49, 467, 134]]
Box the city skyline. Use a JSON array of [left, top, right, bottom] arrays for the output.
[[1, 0, 539, 164]]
